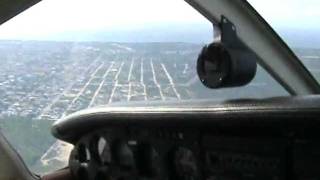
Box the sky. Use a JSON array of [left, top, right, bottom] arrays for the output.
[[248, 0, 320, 30], [0, 0, 208, 40], [0, 0, 319, 41]]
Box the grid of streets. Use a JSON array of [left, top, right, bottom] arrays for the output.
[[0, 42, 295, 121], [1, 41, 319, 173], [1, 44, 205, 120]]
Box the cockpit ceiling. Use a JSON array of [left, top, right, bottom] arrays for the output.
[[0, 0, 41, 25]]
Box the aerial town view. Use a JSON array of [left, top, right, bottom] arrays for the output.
[[0, 41, 290, 119], [0, 40, 318, 173]]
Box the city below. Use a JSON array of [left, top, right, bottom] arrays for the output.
[[0, 40, 318, 173]]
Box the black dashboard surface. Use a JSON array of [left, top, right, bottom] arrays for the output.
[[52, 96, 320, 180]]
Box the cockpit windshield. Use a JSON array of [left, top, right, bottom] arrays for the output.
[[0, 0, 296, 174]]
